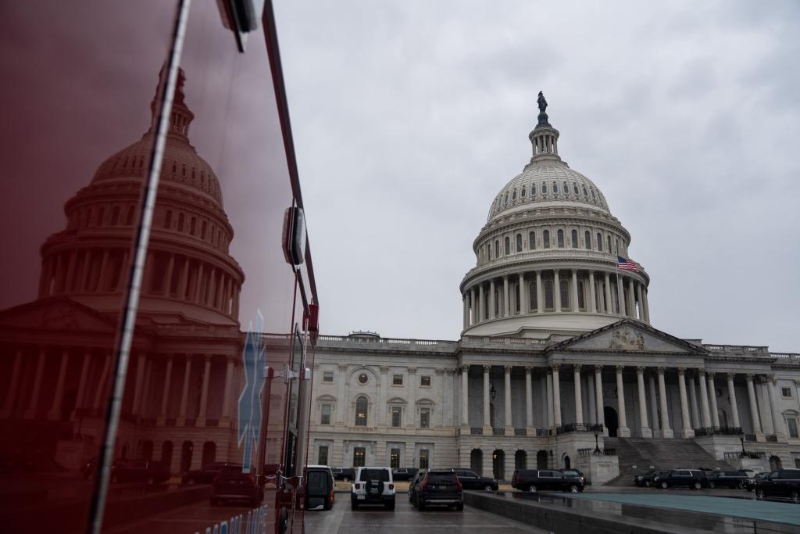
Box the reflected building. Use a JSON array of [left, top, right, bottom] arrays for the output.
[[309, 98, 800, 482]]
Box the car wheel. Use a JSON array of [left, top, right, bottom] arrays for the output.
[[660, 481, 668, 489], [707, 481, 715, 489], [756, 489, 765, 500], [737, 482, 745, 490], [418, 499, 426, 511], [485, 484, 494, 492], [528, 485, 538, 493], [644, 481, 651, 488], [693, 481, 702, 490], [456, 502, 464, 511], [791, 490, 799, 503], [569, 484, 580, 493]]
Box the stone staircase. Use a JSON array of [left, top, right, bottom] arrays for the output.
[[603, 437, 732, 486]]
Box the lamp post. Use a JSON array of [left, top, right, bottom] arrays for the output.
[[594, 430, 601, 455], [490, 383, 497, 401], [740, 435, 746, 457]]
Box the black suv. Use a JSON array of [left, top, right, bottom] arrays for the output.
[[411, 469, 464, 511], [332, 467, 355, 481], [511, 469, 584, 493], [654, 469, 708, 489], [448, 468, 498, 491], [706, 469, 748, 489], [634, 469, 666, 488], [392, 467, 418, 481], [756, 469, 800, 502], [182, 462, 242, 484]]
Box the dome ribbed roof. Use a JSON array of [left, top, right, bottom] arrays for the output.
[[91, 69, 223, 206]]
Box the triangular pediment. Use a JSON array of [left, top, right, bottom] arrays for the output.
[[0, 296, 118, 333], [548, 319, 707, 355]]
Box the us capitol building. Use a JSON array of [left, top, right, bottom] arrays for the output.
[[308, 94, 800, 483]]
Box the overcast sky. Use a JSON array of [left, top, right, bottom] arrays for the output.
[[272, 1, 800, 352]]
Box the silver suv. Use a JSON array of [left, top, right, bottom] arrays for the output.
[[351, 467, 395, 510]]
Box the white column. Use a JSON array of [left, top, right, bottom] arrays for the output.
[[163, 254, 175, 296], [478, 284, 485, 321], [573, 365, 583, 424], [587, 373, 597, 425], [698, 370, 712, 428], [552, 365, 562, 427], [379, 366, 388, 427], [462, 295, 468, 329], [504, 365, 513, 435], [48, 348, 70, 420], [688, 373, 701, 429], [589, 272, 597, 313], [636, 367, 652, 437], [406, 367, 417, 428], [483, 365, 492, 432], [571, 270, 579, 312], [525, 366, 534, 430], [616, 275, 626, 315], [768, 376, 785, 437], [24, 347, 47, 419], [657, 367, 673, 438], [160, 355, 174, 421], [178, 355, 192, 422], [595, 365, 606, 434], [503, 276, 510, 317], [708, 372, 720, 427], [616, 365, 629, 437], [554, 270, 562, 312], [727, 373, 741, 429], [489, 280, 496, 320], [470, 289, 476, 325], [546, 371, 554, 428], [636, 283, 644, 321], [519, 273, 527, 314], [627, 278, 635, 318], [746, 374, 763, 435], [131, 353, 145, 415], [198, 354, 212, 423], [72, 351, 92, 417], [337, 364, 347, 424], [221, 357, 235, 420], [648, 374, 660, 437], [2, 348, 24, 417], [678, 368, 694, 438], [461, 365, 469, 427], [139, 357, 153, 418], [536, 271, 544, 313], [92, 352, 112, 413], [643, 288, 651, 323], [604, 273, 612, 314], [179, 257, 190, 298]]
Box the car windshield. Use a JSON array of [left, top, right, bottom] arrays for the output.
[[359, 469, 390, 481]]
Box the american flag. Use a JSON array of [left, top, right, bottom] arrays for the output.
[[617, 256, 639, 272]]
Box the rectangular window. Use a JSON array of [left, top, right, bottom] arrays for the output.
[[782, 387, 792, 398], [318, 446, 329, 466], [419, 449, 429, 470], [323, 371, 334, 383], [788, 418, 799, 439], [420, 407, 430, 429], [390, 448, 401, 469], [320, 403, 332, 425], [391, 406, 402, 427], [354, 447, 366, 467], [392, 374, 403, 386], [420, 375, 431, 387]]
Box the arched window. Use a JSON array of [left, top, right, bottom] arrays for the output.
[[504, 192, 509, 205], [597, 233, 603, 251], [532, 184, 537, 196], [552, 181, 558, 194], [557, 229, 564, 248], [571, 229, 578, 249], [512, 189, 517, 201], [607, 236, 612, 253], [578, 280, 586, 310], [560, 279, 569, 310], [529, 231, 536, 250], [516, 234, 522, 252], [544, 280, 554, 310], [529, 280, 538, 311], [573, 183, 579, 195], [504, 236, 510, 255], [582, 185, 588, 197], [563, 181, 569, 195], [495, 239, 500, 257], [542, 183, 547, 194], [355, 396, 368, 426], [584, 230, 591, 250], [488, 243, 492, 260], [521, 186, 526, 198], [543, 230, 550, 249]]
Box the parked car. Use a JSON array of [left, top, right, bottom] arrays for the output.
[[511, 469, 584, 493], [332, 467, 355, 481], [182, 462, 242, 484], [755, 469, 800, 503], [110, 459, 170, 484], [351, 467, 395, 510], [633, 469, 666, 488], [303, 465, 335, 511], [448, 468, 498, 491], [560, 469, 586, 486], [653, 469, 708, 490], [210, 470, 262, 507], [411, 469, 464, 511], [706, 469, 748, 489], [744, 471, 768, 492], [392, 467, 418, 481], [408, 469, 426, 502]]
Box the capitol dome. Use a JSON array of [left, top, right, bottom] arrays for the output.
[[459, 93, 650, 338]]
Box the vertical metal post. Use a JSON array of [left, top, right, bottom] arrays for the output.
[[256, 366, 275, 482], [86, 2, 192, 532]]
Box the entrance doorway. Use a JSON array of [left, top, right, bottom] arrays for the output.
[[563, 455, 571, 469], [770, 455, 783, 471], [515, 450, 527, 470], [536, 450, 548, 469], [604, 406, 619, 437], [470, 449, 483, 475], [492, 450, 505, 480]]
